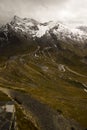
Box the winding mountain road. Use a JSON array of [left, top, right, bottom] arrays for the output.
[[65, 66, 87, 78]]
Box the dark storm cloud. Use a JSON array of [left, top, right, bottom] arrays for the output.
[[0, 0, 87, 25]]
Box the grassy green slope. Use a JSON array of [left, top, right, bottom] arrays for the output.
[[0, 51, 87, 127]]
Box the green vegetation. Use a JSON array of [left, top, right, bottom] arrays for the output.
[[0, 91, 10, 101], [0, 52, 87, 127], [16, 105, 38, 130]]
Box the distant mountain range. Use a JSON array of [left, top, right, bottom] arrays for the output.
[[0, 16, 87, 57]]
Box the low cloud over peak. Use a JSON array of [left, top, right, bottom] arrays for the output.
[[0, 0, 87, 25]]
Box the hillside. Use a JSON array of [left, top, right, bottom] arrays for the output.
[[0, 16, 87, 130]]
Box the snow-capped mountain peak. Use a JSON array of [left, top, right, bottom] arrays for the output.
[[0, 16, 87, 44], [0, 16, 87, 57]]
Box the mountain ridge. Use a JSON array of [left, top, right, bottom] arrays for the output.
[[0, 16, 87, 57]]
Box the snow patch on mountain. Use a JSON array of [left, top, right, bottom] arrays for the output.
[[36, 25, 49, 37]]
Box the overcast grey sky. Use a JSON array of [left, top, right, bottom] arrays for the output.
[[0, 0, 87, 24]]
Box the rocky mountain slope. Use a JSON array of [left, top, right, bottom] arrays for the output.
[[0, 16, 87, 57]]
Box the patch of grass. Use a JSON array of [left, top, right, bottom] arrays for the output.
[[16, 105, 38, 130], [0, 91, 10, 101]]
